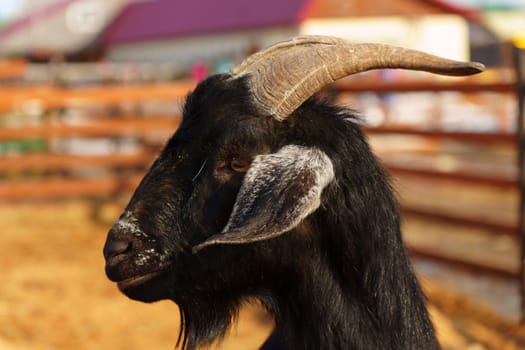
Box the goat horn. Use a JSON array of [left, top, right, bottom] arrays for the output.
[[231, 35, 485, 121]]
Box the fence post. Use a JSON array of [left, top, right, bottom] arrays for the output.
[[514, 45, 525, 322]]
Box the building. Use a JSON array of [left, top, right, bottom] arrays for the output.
[[0, 0, 127, 60], [101, 0, 306, 66], [0, 0, 501, 67], [100, 0, 495, 68]]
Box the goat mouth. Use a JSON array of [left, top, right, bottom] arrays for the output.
[[117, 271, 163, 291]]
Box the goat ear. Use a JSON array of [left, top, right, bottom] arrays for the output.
[[193, 145, 334, 253]]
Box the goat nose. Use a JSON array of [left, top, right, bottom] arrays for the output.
[[103, 239, 131, 260]]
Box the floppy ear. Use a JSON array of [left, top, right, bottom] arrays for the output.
[[193, 145, 334, 253]]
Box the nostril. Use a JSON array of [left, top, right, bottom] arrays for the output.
[[103, 240, 131, 260]]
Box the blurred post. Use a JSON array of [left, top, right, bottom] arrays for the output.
[[514, 43, 525, 323]]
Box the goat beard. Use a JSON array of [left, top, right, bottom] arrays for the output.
[[175, 298, 242, 350]]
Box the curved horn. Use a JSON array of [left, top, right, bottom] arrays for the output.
[[231, 36, 485, 121]]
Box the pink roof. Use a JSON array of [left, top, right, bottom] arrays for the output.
[[102, 0, 311, 45]]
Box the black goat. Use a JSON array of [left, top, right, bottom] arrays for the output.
[[103, 36, 484, 349]]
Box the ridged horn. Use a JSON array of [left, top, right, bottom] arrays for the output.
[[231, 35, 485, 121]]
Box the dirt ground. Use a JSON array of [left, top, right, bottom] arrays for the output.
[[0, 200, 524, 350]]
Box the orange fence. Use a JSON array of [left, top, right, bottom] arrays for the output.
[[1, 69, 523, 317], [0, 81, 194, 111], [0, 80, 194, 201], [335, 71, 521, 283], [0, 60, 27, 80]]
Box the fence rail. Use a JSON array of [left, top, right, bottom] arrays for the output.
[[338, 65, 522, 309], [1, 64, 523, 318]]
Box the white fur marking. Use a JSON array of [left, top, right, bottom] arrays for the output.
[[116, 211, 149, 239], [192, 158, 208, 182], [221, 145, 334, 240]]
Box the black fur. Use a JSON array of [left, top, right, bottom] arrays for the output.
[[103, 74, 439, 349]]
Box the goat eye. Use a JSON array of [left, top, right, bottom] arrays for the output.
[[230, 158, 250, 173]]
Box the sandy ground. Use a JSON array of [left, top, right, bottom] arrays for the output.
[[1, 200, 523, 350], [0, 201, 272, 350]]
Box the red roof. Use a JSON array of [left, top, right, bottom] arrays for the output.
[[423, 0, 481, 22], [103, 0, 312, 45], [303, 0, 481, 21]]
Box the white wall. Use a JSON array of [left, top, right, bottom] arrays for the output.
[[300, 15, 470, 61], [483, 10, 525, 42]]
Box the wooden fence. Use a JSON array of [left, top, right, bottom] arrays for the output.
[[1, 60, 523, 319], [335, 74, 520, 282], [336, 62, 525, 323], [0, 81, 193, 200]]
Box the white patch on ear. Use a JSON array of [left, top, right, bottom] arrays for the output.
[[192, 145, 334, 252], [223, 145, 334, 234]]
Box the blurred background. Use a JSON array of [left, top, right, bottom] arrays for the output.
[[1, 0, 525, 349]]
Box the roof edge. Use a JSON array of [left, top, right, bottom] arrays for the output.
[[0, 0, 76, 40]]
